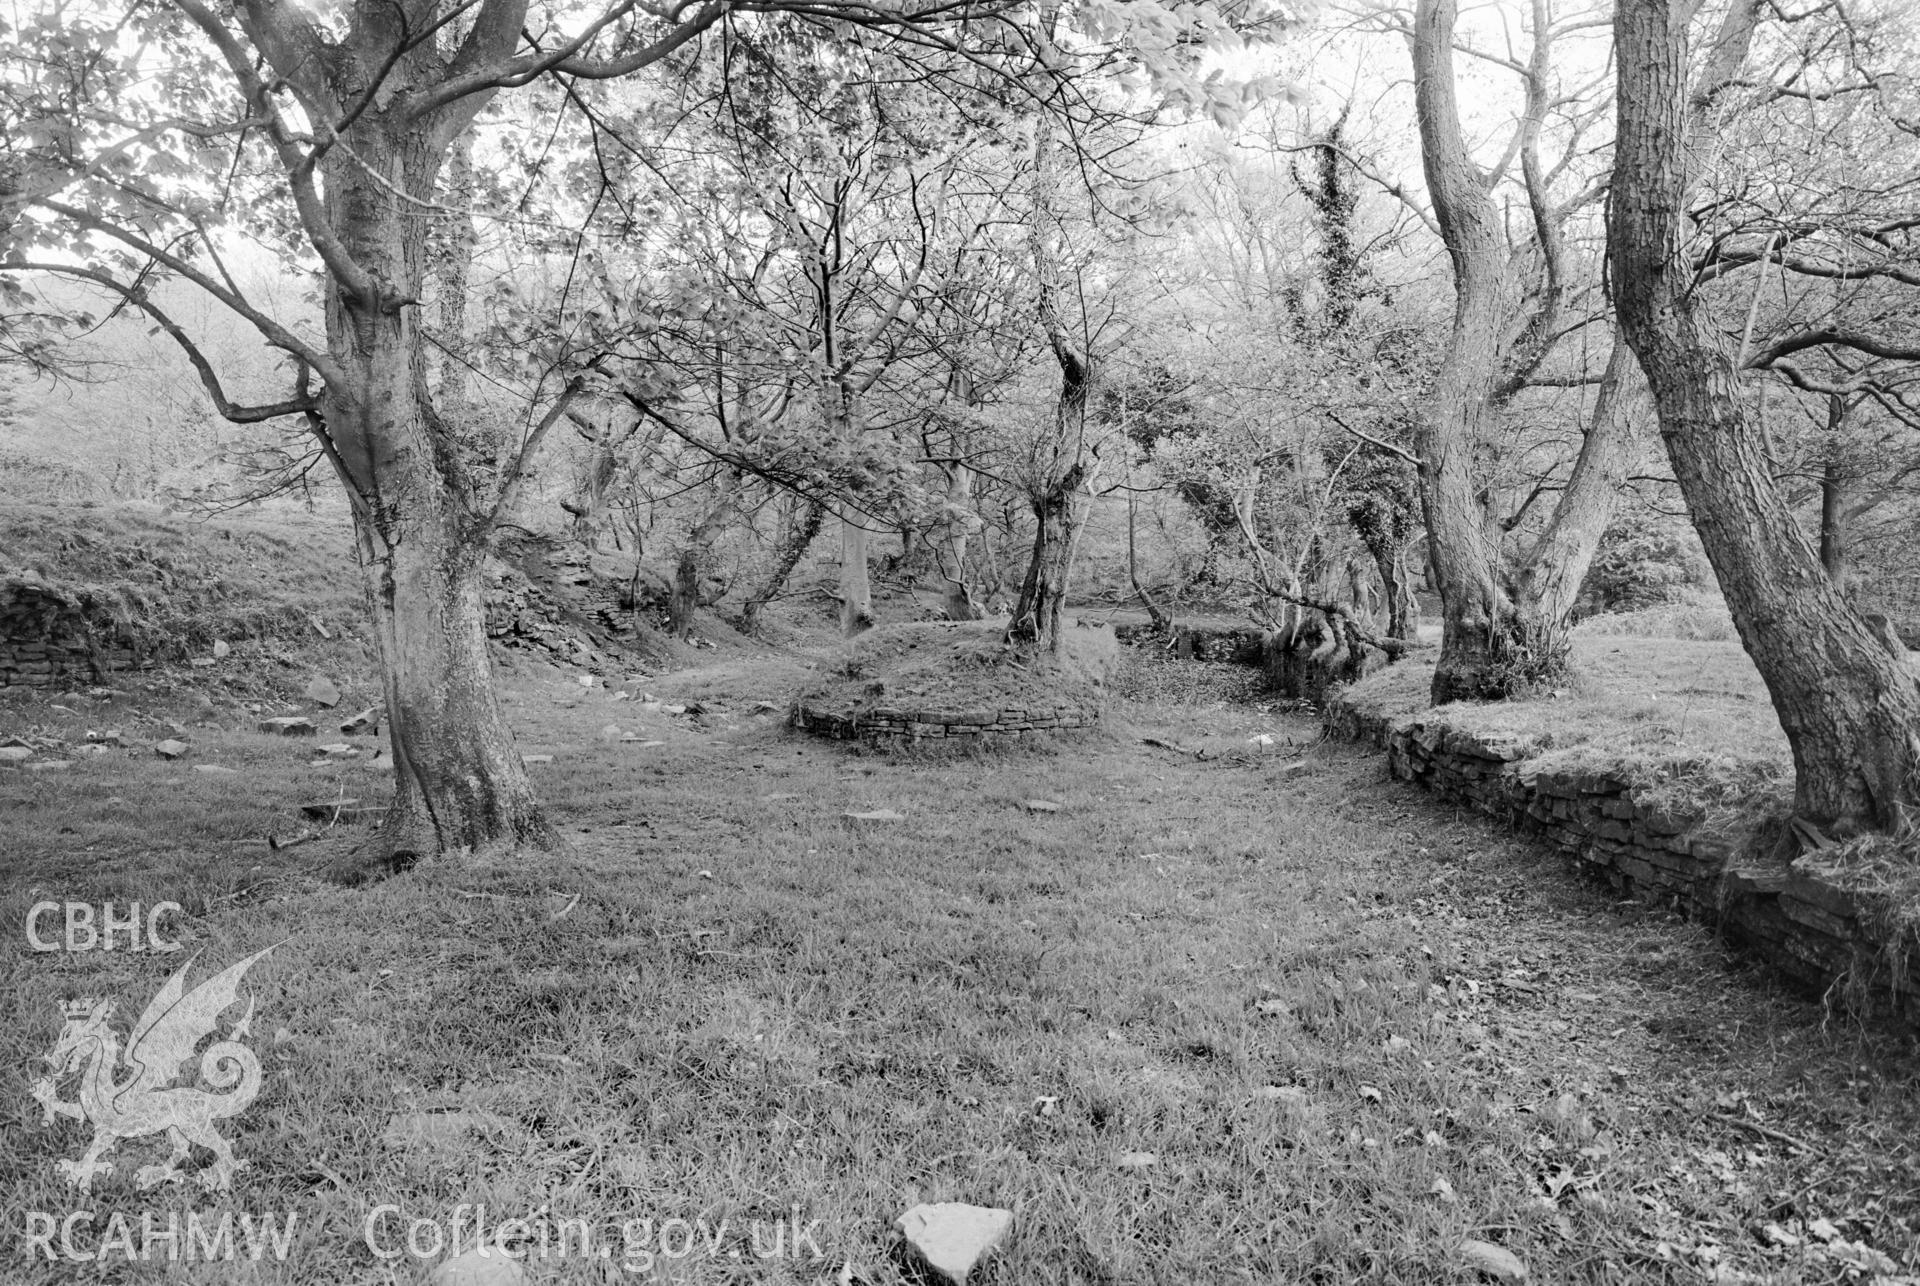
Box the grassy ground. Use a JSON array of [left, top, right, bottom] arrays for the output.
[[3, 650, 1917, 1285]]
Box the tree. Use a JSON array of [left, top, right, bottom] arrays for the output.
[[1, 0, 1027, 863], [1407, 0, 1640, 702], [1610, 0, 1920, 839]]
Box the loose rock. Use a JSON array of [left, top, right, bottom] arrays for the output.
[[155, 739, 188, 759], [427, 1247, 526, 1286], [304, 676, 341, 708], [894, 1203, 1012, 1286], [258, 717, 316, 736]]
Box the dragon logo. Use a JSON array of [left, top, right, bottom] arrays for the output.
[[30, 946, 275, 1194]]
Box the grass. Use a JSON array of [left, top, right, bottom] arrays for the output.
[[4, 654, 1918, 1285]]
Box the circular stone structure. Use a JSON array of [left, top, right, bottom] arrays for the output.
[[789, 620, 1111, 745], [789, 698, 1100, 743]]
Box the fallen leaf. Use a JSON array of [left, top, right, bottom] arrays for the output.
[[1460, 1238, 1528, 1283]]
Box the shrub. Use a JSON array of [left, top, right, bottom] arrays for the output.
[[1575, 518, 1709, 617]]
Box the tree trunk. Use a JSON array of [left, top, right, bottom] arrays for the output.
[[741, 500, 824, 632], [838, 515, 874, 634], [353, 518, 552, 860], [1819, 395, 1852, 591], [1007, 463, 1088, 651], [566, 411, 640, 549], [1408, 0, 1639, 702], [1612, 0, 1920, 836], [1820, 456, 1851, 591], [1008, 66, 1095, 655], [1126, 484, 1171, 633], [1412, 0, 1554, 704], [670, 472, 739, 640], [1503, 342, 1645, 667], [934, 461, 981, 621], [319, 119, 555, 860], [1367, 541, 1417, 642]]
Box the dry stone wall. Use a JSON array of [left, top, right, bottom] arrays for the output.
[[790, 700, 1099, 743], [0, 574, 146, 688], [1325, 697, 1919, 1030]]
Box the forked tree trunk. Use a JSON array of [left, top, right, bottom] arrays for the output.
[[1411, 0, 1628, 703], [317, 116, 556, 862], [1612, 0, 1920, 837], [1413, 0, 1552, 703]]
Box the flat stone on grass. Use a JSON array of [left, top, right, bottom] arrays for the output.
[[427, 1247, 525, 1286], [258, 716, 316, 736], [895, 1203, 1012, 1286]]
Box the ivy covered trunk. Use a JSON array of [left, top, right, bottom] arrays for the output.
[[741, 501, 823, 632], [319, 117, 554, 862], [1612, 0, 1920, 837]]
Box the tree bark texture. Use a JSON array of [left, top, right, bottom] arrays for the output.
[[1410, 0, 1628, 702], [1611, 0, 1920, 836], [1007, 65, 1095, 655], [318, 111, 555, 858]]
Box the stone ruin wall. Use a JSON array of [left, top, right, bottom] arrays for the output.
[[0, 575, 146, 688], [1324, 698, 1918, 1032]]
